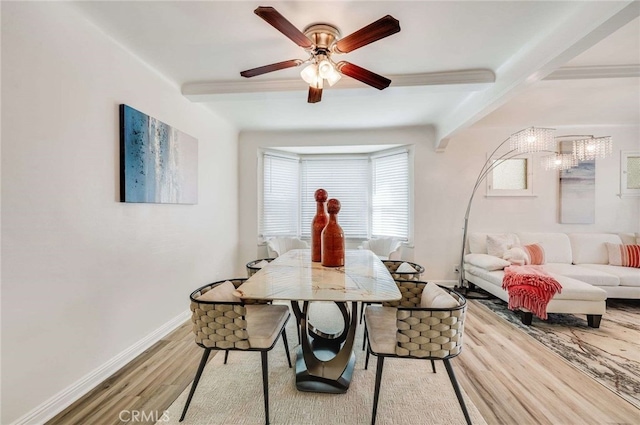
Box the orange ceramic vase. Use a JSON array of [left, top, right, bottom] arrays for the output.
[[311, 188, 328, 262], [321, 198, 345, 267]]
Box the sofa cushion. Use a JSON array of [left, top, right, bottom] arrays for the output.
[[543, 263, 620, 287], [606, 243, 640, 268], [465, 266, 606, 302], [464, 253, 510, 271], [579, 264, 640, 287], [569, 233, 623, 265], [543, 273, 607, 301], [468, 233, 519, 254], [619, 233, 639, 245], [517, 233, 572, 264]]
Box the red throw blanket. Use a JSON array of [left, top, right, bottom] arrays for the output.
[[502, 265, 562, 320]]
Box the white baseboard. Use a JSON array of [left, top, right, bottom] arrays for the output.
[[11, 310, 191, 425]]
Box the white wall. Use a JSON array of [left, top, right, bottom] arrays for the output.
[[239, 125, 639, 283], [1, 3, 240, 423]]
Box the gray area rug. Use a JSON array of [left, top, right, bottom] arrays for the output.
[[162, 302, 486, 424], [475, 295, 640, 409]]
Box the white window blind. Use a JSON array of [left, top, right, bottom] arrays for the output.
[[261, 154, 299, 237], [300, 157, 370, 239], [372, 151, 409, 239]]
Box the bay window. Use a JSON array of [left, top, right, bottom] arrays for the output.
[[260, 147, 411, 242]]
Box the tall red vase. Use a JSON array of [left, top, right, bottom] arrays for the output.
[[321, 198, 345, 267], [311, 188, 328, 262]]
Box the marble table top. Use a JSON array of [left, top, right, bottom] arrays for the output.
[[238, 249, 401, 302]]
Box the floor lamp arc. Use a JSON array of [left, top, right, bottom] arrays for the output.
[[457, 127, 612, 288]]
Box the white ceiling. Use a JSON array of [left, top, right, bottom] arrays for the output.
[[72, 1, 640, 149]]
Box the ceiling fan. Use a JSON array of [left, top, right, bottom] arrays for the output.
[[240, 6, 400, 103]]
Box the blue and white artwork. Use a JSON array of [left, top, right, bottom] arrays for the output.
[[120, 105, 198, 204], [559, 140, 595, 223]]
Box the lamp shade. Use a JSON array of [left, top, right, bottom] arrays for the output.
[[509, 127, 555, 153], [317, 59, 342, 86], [572, 136, 613, 161], [301, 64, 320, 86], [317, 59, 333, 78], [542, 153, 578, 171]]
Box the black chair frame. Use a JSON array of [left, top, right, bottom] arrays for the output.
[[364, 284, 471, 425], [180, 279, 292, 425]]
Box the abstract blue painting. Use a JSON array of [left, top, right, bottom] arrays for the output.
[[559, 140, 595, 223], [120, 105, 198, 204]]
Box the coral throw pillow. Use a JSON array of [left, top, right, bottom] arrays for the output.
[[523, 243, 545, 265], [606, 243, 640, 268]]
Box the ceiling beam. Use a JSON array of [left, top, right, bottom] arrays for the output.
[[182, 69, 495, 101], [433, 1, 640, 152], [544, 64, 640, 80]]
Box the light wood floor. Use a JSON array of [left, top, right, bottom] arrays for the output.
[[46, 300, 639, 425]]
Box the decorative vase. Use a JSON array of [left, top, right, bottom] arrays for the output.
[[311, 188, 328, 262], [321, 198, 345, 267]]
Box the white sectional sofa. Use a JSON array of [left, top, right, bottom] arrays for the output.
[[463, 232, 640, 328]]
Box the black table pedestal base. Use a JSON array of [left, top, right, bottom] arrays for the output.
[[295, 347, 356, 393]]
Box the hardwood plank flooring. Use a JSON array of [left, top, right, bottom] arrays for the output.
[[455, 301, 639, 425], [46, 302, 639, 425], [46, 322, 217, 425]]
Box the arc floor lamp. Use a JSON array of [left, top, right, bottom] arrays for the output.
[[458, 127, 613, 288]]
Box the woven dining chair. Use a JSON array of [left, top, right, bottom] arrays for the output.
[[180, 278, 292, 424], [359, 260, 425, 325], [246, 258, 276, 277], [266, 237, 308, 257], [364, 281, 471, 425], [360, 237, 402, 260]]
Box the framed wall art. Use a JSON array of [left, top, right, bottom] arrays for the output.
[[559, 140, 595, 224], [120, 104, 198, 204]]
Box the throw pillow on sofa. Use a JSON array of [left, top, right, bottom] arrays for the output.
[[606, 243, 640, 268], [486, 234, 519, 257], [523, 243, 545, 265], [502, 247, 528, 266]]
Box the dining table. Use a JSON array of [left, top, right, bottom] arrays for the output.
[[237, 248, 401, 393]]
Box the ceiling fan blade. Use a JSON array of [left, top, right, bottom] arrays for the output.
[[336, 61, 391, 90], [240, 59, 303, 78], [334, 15, 400, 54], [254, 6, 313, 49], [307, 86, 323, 103]]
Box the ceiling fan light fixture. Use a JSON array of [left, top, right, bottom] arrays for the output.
[[325, 68, 342, 86], [243, 7, 400, 103], [317, 59, 333, 78], [301, 63, 319, 85]]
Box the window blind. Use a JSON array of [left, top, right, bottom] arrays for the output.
[[261, 154, 299, 237], [372, 151, 409, 239], [300, 157, 370, 239]]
